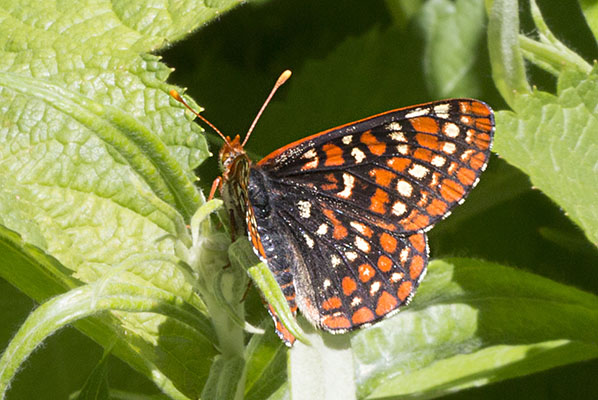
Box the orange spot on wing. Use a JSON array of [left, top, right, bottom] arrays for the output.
[[411, 117, 439, 134], [359, 264, 375, 282], [409, 255, 425, 279], [321, 173, 339, 191], [342, 277, 357, 296], [369, 188, 389, 214], [470, 151, 487, 170], [475, 118, 493, 131], [413, 148, 434, 162], [387, 157, 411, 172], [322, 315, 352, 330], [471, 101, 492, 116], [397, 281, 413, 301], [322, 143, 344, 166], [440, 179, 465, 202], [380, 232, 397, 253], [427, 198, 448, 216], [409, 234, 426, 253], [352, 307, 375, 324], [375, 291, 398, 316], [323, 208, 349, 239], [377, 255, 393, 272], [322, 297, 342, 311], [475, 133, 492, 150], [361, 131, 386, 156], [370, 168, 396, 187], [457, 167, 476, 185], [415, 133, 439, 150], [400, 210, 431, 231]]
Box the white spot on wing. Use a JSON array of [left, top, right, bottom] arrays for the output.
[[389, 131, 407, 142], [303, 148, 317, 159], [297, 200, 311, 218], [397, 144, 409, 155], [431, 155, 446, 167], [337, 173, 355, 199], [354, 236, 371, 252], [405, 107, 430, 118], [391, 272, 404, 282], [303, 233, 315, 248], [408, 164, 429, 179], [392, 200, 407, 216], [370, 281, 381, 295], [351, 147, 366, 163], [350, 221, 367, 235], [323, 279, 331, 288], [351, 297, 362, 307], [386, 122, 402, 131], [342, 135, 353, 145], [400, 247, 409, 263], [434, 103, 450, 118], [397, 180, 413, 197], [442, 142, 457, 154], [443, 122, 460, 138], [316, 223, 328, 236], [331, 254, 341, 267], [346, 251, 358, 261], [303, 158, 319, 169]]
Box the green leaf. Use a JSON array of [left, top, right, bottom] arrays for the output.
[[418, 0, 487, 98], [0, 0, 247, 398], [244, 323, 287, 400], [353, 258, 598, 399], [495, 66, 598, 246], [487, 0, 531, 106], [0, 271, 217, 399]]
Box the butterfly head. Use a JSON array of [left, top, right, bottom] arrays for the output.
[[219, 134, 249, 179]]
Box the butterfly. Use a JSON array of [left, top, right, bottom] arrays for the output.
[[171, 70, 494, 346]]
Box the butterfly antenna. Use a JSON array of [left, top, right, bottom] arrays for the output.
[[242, 70, 292, 147], [170, 89, 228, 143]]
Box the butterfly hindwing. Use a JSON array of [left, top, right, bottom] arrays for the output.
[[247, 168, 428, 333]]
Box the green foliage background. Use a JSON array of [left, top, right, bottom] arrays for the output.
[[1, 0, 597, 399]]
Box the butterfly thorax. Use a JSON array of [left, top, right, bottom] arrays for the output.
[[219, 135, 251, 238]]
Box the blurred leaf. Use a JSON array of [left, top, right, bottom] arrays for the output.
[[73, 352, 110, 400], [495, 66, 598, 246], [518, 0, 591, 76], [580, 0, 598, 41], [353, 258, 598, 399], [418, 0, 487, 98]]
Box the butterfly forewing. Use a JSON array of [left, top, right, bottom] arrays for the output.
[[258, 99, 494, 235]]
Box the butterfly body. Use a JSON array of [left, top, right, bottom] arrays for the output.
[[216, 98, 495, 346]]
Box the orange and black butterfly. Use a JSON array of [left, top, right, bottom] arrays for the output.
[[172, 71, 494, 345]]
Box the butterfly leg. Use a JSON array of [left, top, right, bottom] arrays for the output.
[[208, 176, 222, 201]]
